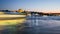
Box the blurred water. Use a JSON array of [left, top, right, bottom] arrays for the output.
[[21, 15, 60, 34], [1, 15, 60, 34]]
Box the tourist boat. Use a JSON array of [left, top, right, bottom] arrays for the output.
[[0, 10, 26, 31], [43, 15, 48, 17], [0, 12, 26, 25]]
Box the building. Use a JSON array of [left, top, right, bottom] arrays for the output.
[[18, 9, 24, 13]]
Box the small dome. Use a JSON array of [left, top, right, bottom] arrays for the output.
[[18, 9, 24, 12]]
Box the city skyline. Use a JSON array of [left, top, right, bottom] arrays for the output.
[[1, 0, 60, 13]]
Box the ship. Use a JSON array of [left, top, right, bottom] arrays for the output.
[[0, 10, 26, 25]]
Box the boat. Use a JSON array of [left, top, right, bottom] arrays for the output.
[[43, 15, 48, 17], [0, 10, 26, 31], [0, 14, 26, 25], [0, 11, 27, 25]]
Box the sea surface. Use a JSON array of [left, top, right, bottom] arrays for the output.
[[20, 15, 60, 34], [1, 15, 60, 34]]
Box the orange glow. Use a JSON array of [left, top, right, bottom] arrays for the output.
[[26, 9, 60, 13]]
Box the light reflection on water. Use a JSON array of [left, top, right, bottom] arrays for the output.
[[1, 15, 60, 34], [21, 15, 60, 34]]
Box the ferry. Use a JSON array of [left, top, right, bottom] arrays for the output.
[[0, 12, 26, 25]]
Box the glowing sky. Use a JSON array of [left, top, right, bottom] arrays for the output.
[[0, 0, 60, 12]]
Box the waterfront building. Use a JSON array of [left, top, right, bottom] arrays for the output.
[[18, 9, 24, 13]]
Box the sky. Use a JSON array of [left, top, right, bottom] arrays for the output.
[[0, 0, 60, 12]]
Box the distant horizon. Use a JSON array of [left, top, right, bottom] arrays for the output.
[[1, 9, 60, 13], [1, 0, 60, 13]]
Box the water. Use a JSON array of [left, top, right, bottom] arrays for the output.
[[1, 15, 60, 34], [21, 15, 60, 34]]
